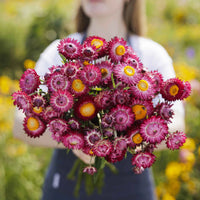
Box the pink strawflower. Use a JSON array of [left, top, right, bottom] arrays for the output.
[[46, 71, 70, 92], [96, 61, 113, 84], [122, 53, 143, 70], [68, 118, 80, 130], [12, 91, 32, 114], [71, 78, 89, 97], [108, 37, 128, 63], [112, 89, 130, 105], [113, 136, 127, 153], [148, 70, 164, 93], [32, 95, 46, 108], [155, 102, 174, 123], [160, 78, 185, 101], [93, 139, 113, 157], [42, 106, 61, 123], [79, 65, 102, 86], [63, 62, 80, 80], [114, 63, 141, 85], [130, 99, 154, 121], [166, 131, 186, 150], [81, 43, 98, 61], [19, 69, 40, 94], [74, 96, 97, 121], [83, 166, 97, 175], [48, 118, 69, 135], [106, 148, 126, 163], [57, 38, 82, 60], [23, 115, 46, 138], [103, 128, 114, 137], [101, 114, 115, 128], [94, 90, 112, 109], [132, 166, 144, 174], [131, 74, 156, 100], [112, 105, 134, 131], [83, 35, 107, 58], [127, 128, 143, 148], [84, 129, 101, 147], [180, 81, 192, 100], [50, 90, 73, 113], [62, 132, 84, 150], [140, 116, 168, 144], [131, 152, 156, 168]]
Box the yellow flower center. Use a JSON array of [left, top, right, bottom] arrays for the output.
[[72, 79, 85, 92], [124, 66, 135, 76], [33, 106, 43, 114], [132, 133, 143, 144], [27, 117, 39, 131], [115, 45, 126, 56], [101, 68, 108, 78], [169, 85, 179, 96], [137, 80, 149, 91], [83, 60, 92, 66], [89, 149, 94, 156], [91, 39, 104, 49], [80, 102, 96, 117], [132, 104, 147, 120]]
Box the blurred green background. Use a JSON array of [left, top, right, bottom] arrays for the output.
[[0, 0, 200, 199]]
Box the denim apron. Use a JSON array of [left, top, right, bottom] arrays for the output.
[[41, 33, 156, 200]]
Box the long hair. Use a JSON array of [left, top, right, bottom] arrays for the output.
[[75, 0, 147, 36]]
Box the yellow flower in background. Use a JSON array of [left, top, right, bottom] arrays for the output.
[[166, 179, 181, 196], [165, 162, 182, 180], [187, 180, 196, 194], [181, 172, 190, 182], [198, 146, 200, 157], [24, 59, 36, 69], [174, 62, 197, 81], [181, 138, 196, 152], [0, 76, 13, 95], [162, 192, 176, 200]]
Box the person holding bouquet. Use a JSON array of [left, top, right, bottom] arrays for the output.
[[13, 0, 186, 199]]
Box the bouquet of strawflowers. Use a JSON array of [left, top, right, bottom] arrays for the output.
[[12, 36, 191, 178]]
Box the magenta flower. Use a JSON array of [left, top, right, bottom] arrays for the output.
[[23, 115, 46, 138], [122, 53, 143, 70], [12, 91, 32, 114], [96, 61, 113, 84], [32, 95, 46, 108], [50, 90, 73, 113], [108, 37, 128, 63], [112, 105, 134, 131], [101, 114, 115, 128], [132, 166, 144, 174], [79, 65, 102, 86], [19, 69, 40, 94], [48, 118, 69, 135], [81, 43, 98, 61], [131, 75, 156, 100], [140, 116, 168, 144], [84, 129, 101, 147], [180, 81, 192, 100], [166, 131, 186, 150], [63, 62, 80, 80], [93, 139, 113, 157], [160, 78, 185, 101], [74, 96, 97, 121], [62, 132, 84, 150], [57, 38, 82, 60], [114, 63, 141, 86], [112, 89, 130, 105], [94, 90, 112, 109], [83, 166, 97, 175], [148, 70, 164, 93], [46, 71, 70, 92], [132, 152, 156, 168], [42, 106, 61, 123], [68, 118, 80, 130]]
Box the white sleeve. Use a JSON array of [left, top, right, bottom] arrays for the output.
[[35, 39, 63, 77]]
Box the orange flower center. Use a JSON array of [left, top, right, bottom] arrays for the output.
[[27, 117, 39, 131], [101, 68, 108, 78], [33, 106, 43, 114], [132, 133, 143, 144], [72, 79, 85, 92], [124, 66, 135, 76], [79, 102, 96, 117], [169, 85, 179, 96], [132, 104, 147, 120]]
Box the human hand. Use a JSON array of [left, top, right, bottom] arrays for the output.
[[72, 149, 95, 165]]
